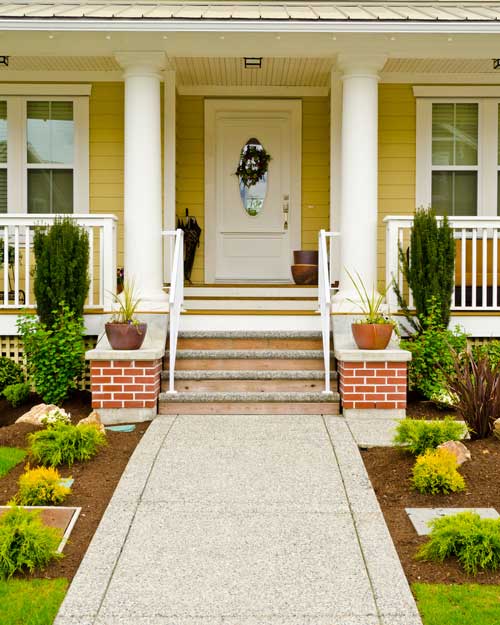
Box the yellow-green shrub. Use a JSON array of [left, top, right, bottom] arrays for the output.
[[11, 466, 71, 506], [412, 448, 465, 495]]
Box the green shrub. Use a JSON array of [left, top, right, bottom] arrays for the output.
[[33, 217, 89, 327], [417, 512, 500, 575], [444, 350, 500, 440], [401, 302, 467, 400], [2, 382, 31, 408], [411, 448, 465, 495], [393, 417, 467, 456], [394, 208, 455, 331], [11, 466, 71, 506], [0, 507, 62, 578], [28, 422, 106, 467], [17, 306, 85, 405], [472, 340, 500, 370], [0, 447, 26, 478], [0, 358, 24, 394]]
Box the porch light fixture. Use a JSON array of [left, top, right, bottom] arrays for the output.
[[493, 59, 500, 70], [244, 57, 262, 69], [0, 57, 8, 67]]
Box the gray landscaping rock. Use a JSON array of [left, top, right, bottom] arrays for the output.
[[15, 403, 58, 425]]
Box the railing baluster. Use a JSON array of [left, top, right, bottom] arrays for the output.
[[482, 227, 488, 310], [13, 226, 19, 307], [3, 226, 8, 307], [99, 226, 104, 308], [494, 228, 498, 309], [461, 229, 466, 309], [472, 228, 477, 309], [87, 226, 94, 307], [24, 227, 30, 307]]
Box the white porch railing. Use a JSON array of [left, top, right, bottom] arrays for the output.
[[385, 216, 500, 313], [163, 228, 184, 394], [0, 214, 117, 310], [318, 229, 340, 394]]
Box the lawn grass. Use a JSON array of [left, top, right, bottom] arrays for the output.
[[0, 578, 68, 625], [0, 447, 26, 477], [413, 583, 500, 625]]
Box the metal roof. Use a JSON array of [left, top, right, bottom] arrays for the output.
[[1, 2, 500, 23]]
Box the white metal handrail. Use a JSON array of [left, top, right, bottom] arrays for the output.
[[318, 229, 340, 394], [162, 228, 184, 394], [0, 214, 117, 310], [385, 215, 500, 313]]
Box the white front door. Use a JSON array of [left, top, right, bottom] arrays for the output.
[[205, 100, 301, 283]]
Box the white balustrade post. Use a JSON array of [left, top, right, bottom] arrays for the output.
[[116, 51, 168, 310], [333, 54, 387, 310], [385, 219, 399, 313], [102, 218, 117, 310], [164, 69, 176, 285]]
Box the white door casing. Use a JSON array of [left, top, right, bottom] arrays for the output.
[[205, 99, 301, 283]]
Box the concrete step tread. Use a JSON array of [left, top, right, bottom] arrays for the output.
[[162, 369, 337, 380], [171, 349, 325, 360], [177, 331, 322, 339], [159, 391, 339, 403]]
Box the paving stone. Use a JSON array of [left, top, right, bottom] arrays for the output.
[[406, 507, 500, 535], [346, 417, 402, 447], [98, 505, 377, 621]]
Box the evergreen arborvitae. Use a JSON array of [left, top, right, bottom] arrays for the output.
[[394, 208, 455, 330], [33, 217, 90, 327]]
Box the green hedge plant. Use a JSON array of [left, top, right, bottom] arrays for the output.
[[17, 306, 85, 405], [417, 512, 500, 575], [0, 507, 62, 578], [28, 422, 106, 467], [2, 382, 31, 408], [33, 217, 89, 327], [411, 448, 465, 495], [0, 358, 24, 394], [393, 417, 467, 456]]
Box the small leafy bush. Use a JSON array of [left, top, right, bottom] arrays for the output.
[[401, 302, 467, 400], [472, 340, 500, 370], [2, 382, 30, 408], [393, 417, 467, 456], [0, 507, 62, 578], [0, 358, 24, 394], [445, 349, 500, 440], [411, 448, 465, 495], [33, 216, 89, 327], [11, 466, 71, 506], [417, 512, 500, 575], [28, 422, 106, 467], [41, 407, 71, 427], [0, 447, 26, 478], [17, 306, 85, 405]]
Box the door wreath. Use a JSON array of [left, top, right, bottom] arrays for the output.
[[235, 139, 271, 188]]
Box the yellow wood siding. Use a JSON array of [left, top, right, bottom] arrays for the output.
[[89, 82, 125, 266], [378, 84, 416, 286]]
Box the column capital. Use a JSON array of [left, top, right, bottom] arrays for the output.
[[114, 51, 166, 77], [336, 54, 387, 79]]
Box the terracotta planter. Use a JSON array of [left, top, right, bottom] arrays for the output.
[[291, 264, 318, 285], [105, 322, 147, 350], [293, 250, 318, 265], [351, 323, 393, 350]]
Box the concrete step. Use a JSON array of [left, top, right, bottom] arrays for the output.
[[183, 299, 318, 311], [176, 336, 323, 351], [168, 349, 328, 371]]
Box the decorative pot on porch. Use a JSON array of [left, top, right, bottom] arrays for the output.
[[348, 270, 394, 350], [105, 280, 148, 350], [292, 250, 319, 285]]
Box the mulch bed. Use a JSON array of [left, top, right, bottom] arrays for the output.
[[362, 437, 500, 585], [406, 392, 458, 421], [0, 391, 149, 581]]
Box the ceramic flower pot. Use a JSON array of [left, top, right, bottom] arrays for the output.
[[351, 323, 393, 350], [293, 250, 318, 265], [291, 264, 318, 285], [105, 322, 147, 350]]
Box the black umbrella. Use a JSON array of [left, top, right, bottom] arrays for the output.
[[178, 209, 201, 283]]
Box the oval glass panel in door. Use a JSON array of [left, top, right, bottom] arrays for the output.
[[238, 138, 268, 217]]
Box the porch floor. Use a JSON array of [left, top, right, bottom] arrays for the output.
[[54, 414, 422, 625]]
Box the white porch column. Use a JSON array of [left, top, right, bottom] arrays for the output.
[[333, 54, 387, 309], [116, 51, 167, 309], [163, 68, 176, 284]]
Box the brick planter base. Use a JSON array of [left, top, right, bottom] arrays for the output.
[[90, 358, 162, 415], [338, 361, 407, 411]]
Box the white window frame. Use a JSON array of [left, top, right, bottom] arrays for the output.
[[1, 87, 89, 215], [416, 88, 499, 217]]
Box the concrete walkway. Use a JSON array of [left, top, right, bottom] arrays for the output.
[[55, 415, 422, 625]]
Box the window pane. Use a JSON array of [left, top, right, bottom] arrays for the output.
[[27, 101, 74, 165], [27, 169, 73, 214], [432, 171, 477, 216], [432, 103, 478, 166], [0, 101, 6, 165], [0, 170, 7, 213]]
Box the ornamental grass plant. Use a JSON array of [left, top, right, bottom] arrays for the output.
[[28, 422, 106, 468], [393, 417, 467, 456], [11, 466, 71, 506]]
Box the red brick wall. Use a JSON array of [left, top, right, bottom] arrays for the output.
[[90, 359, 162, 410], [338, 361, 407, 410]]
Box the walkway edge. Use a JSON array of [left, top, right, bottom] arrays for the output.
[[325, 416, 423, 625]]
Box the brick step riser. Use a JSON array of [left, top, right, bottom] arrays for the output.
[[170, 359, 327, 371], [163, 378, 332, 393], [158, 402, 340, 415], [175, 338, 324, 351]]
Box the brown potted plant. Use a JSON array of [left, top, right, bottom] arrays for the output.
[[105, 281, 147, 350], [348, 271, 395, 350]]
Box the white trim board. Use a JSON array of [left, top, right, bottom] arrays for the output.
[[414, 86, 500, 98], [0, 83, 92, 96], [179, 85, 328, 97]]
